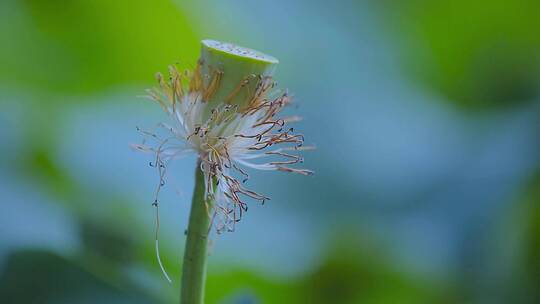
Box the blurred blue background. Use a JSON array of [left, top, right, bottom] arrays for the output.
[[1, 0, 540, 303]]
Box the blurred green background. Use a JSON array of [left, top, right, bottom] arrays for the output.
[[1, 0, 539, 303]]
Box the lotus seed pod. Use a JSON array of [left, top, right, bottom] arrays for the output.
[[199, 39, 279, 110]]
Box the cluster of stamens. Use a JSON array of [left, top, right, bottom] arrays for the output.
[[134, 61, 312, 233]]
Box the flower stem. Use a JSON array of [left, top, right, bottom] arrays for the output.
[[181, 161, 213, 304]]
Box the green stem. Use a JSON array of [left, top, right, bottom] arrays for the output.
[[181, 161, 213, 304], [179, 40, 279, 303]]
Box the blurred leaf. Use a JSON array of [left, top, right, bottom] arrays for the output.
[[205, 235, 454, 304], [207, 269, 298, 304], [0, 0, 199, 96], [298, 236, 454, 304], [0, 250, 157, 304], [376, 0, 540, 109], [518, 174, 540, 303], [479, 172, 540, 303], [80, 219, 138, 264]]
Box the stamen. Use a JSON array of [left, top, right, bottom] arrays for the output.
[[276, 166, 314, 176], [223, 76, 252, 104], [202, 69, 223, 101], [189, 60, 203, 92]]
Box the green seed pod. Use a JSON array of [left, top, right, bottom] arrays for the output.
[[199, 39, 279, 110]]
